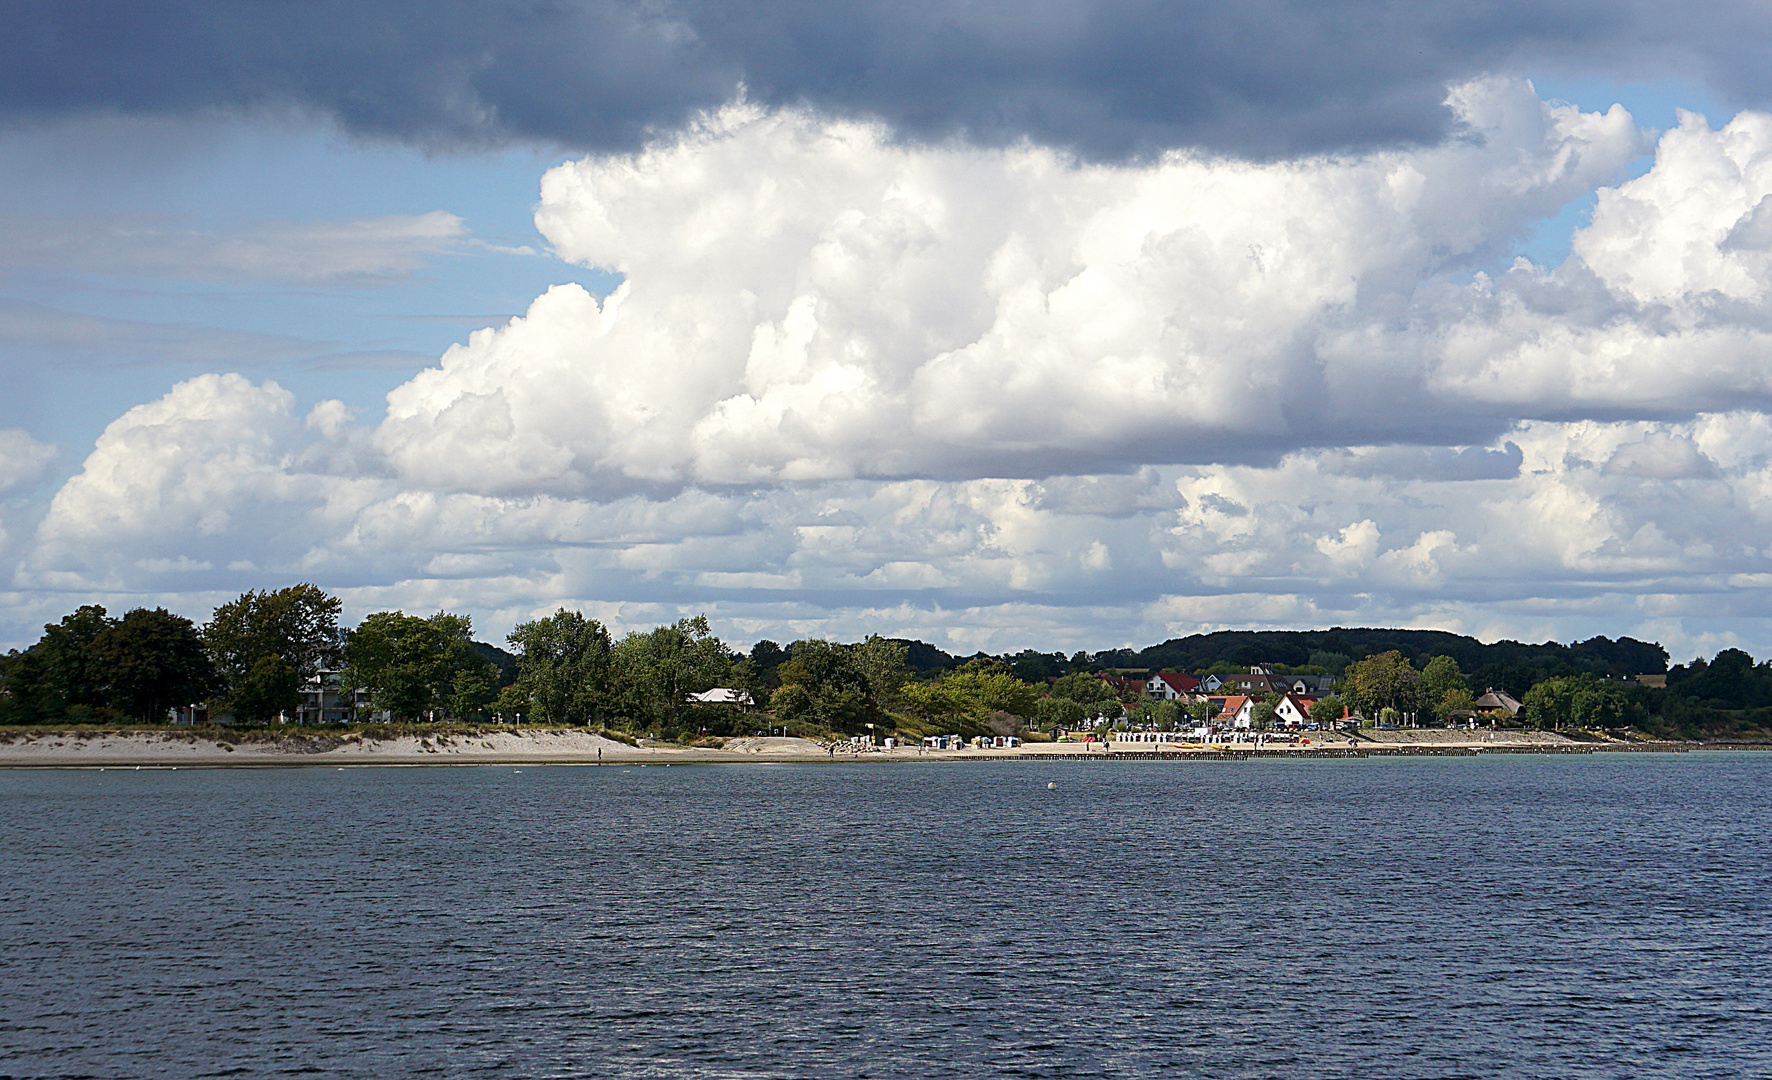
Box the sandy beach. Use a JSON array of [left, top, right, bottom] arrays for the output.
[[0, 725, 1684, 768]]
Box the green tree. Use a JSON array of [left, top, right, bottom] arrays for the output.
[[204, 585, 342, 722], [0, 606, 116, 722], [1309, 695, 1346, 725], [611, 615, 733, 729], [507, 609, 614, 726], [1008, 650, 1065, 683], [43, 605, 115, 718], [1524, 675, 1633, 730], [451, 663, 497, 722], [0, 646, 55, 723], [1522, 678, 1575, 730], [904, 679, 965, 724], [772, 638, 874, 732], [851, 635, 911, 712], [773, 680, 870, 731], [904, 659, 1040, 730], [1033, 695, 1087, 727], [1344, 651, 1420, 719], [343, 612, 454, 721], [1570, 681, 1631, 729], [1439, 686, 1476, 720], [946, 658, 1039, 717], [1417, 655, 1471, 724], [493, 684, 532, 723], [233, 655, 301, 726], [89, 608, 216, 724], [748, 640, 788, 687], [425, 612, 498, 721], [1050, 671, 1118, 705]]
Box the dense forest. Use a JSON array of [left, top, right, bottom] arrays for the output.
[[878, 629, 1669, 684], [2, 591, 1767, 740]]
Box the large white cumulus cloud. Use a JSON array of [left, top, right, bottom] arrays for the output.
[[379, 78, 1646, 492], [19, 374, 383, 591], [1421, 108, 1772, 415], [23, 374, 1772, 661], [24, 79, 1772, 660]]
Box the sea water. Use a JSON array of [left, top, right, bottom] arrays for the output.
[[2, 753, 1768, 1079]]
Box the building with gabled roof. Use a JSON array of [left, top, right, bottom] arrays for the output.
[[689, 687, 754, 708], [1213, 694, 1253, 727], [1274, 692, 1317, 727], [1472, 688, 1523, 717], [1202, 667, 1295, 698], [1145, 671, 1201, 700]]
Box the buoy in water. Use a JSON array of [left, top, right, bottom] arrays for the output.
[[1048, 782, 1057, 790]]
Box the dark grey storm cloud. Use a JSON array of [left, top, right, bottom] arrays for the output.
[[5, 1, 1769, 159]]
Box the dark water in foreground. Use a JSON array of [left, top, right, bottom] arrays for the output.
[[2, 754, 1769, 1079]]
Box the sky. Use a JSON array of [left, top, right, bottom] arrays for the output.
[[5, 2, 1772, 663]]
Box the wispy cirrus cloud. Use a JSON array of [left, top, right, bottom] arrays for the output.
[[0, 210, 467, 284], [0, 299, 322, 367]]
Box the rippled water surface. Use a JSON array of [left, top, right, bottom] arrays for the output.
[[3, 754, 1770, 1079]]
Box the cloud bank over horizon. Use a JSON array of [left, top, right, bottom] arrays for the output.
[[10, 78, 1772, 664], [7, 1, 1772, 160]]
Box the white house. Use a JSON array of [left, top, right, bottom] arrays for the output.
[[1274, 692, 1317, 727], [1221, 694, 1254, 728], [689, 688, 754, 707], [1144, 672, 1201, 700]]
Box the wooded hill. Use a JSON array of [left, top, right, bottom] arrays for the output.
[[1105, 629, 1667, 680], [882, 628, 1670, 696]]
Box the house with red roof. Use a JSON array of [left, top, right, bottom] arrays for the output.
[[1216, 694, 1253, 727], [1093, 672, 1143, 697], [1144, 671, 1200, 700], [1275, 692, 1317, 727]]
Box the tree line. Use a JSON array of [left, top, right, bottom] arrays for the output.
[[1326, 647, 1772, 739], [1051, 628, 1671, 695], [0, 586, 485, 725], [4, 590, 1769, 740]]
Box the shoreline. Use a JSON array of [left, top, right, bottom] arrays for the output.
[[0, 727, 1756, 769]]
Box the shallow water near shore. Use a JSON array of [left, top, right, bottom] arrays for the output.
[[3, 753, 1769, 1079]]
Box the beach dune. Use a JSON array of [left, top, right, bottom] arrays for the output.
[[0, 725, 1658, 768]]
